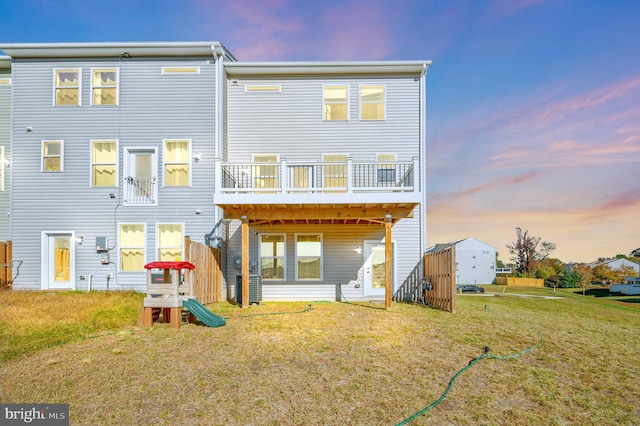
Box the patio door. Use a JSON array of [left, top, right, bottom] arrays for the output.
[[363, 241, 394, 297], [41, 232, 75, 290]]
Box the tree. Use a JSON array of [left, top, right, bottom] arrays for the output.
[[496, 252, 506, 269], [564, 264, 594, 292], [506, 228, 556, 276], [630, 247, 640, 262]]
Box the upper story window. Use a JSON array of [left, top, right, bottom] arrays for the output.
[[253, 154, 279, 190], [42, 140, 63, 172], [161, 67, 200, 74], [260, 234, 285, 280], [54, 69, 81, 106], [91, 68, 119, 105], [91, 140, 118, 187], [323, 85, 349, 121], [245, 85, 281, 92], [0, 78, 10, 85], [163, 139, 190, 186], [360, 85, 385, 120]]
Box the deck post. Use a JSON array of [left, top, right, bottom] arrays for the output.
[[385, 214, 393, 310], [241, 215, 249, 308]]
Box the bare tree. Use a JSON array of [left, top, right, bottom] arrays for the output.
[[506, 227, 556, 276]]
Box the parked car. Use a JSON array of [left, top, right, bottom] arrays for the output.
[[456, 285, 485, 294]]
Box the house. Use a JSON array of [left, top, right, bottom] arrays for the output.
[[0, 42, 431, 303], [426, 238, 496, 285], [588, 258, 640, 274], [0, 56, 10, 240]]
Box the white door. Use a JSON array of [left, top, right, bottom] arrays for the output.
[[42, 232, 75, 290], [363, 241, 394, 297]]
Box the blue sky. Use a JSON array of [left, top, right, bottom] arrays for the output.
[[1, 0, 639, 263]]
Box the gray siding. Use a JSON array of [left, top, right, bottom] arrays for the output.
[[10, 57, 220, 290], [225, 74, 424, 300], [0, 67, 10, 240]]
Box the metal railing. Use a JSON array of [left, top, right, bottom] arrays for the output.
[[124, 176, 156, 204], [217, 158, 418, 194]]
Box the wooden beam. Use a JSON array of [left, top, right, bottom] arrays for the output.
[[220, 204, 417, 221], [241, 216, 249, 309], [385, 214, 393, 310]]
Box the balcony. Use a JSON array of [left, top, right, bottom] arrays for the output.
[[123, 176, 157, 206], [214, 158, 421, 207]]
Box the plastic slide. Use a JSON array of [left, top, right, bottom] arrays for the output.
[[182, 298, 226, 327]]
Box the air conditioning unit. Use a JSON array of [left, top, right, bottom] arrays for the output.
[[235, 275, 263, 304]]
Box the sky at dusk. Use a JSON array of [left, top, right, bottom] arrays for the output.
[[1, 0, 638, 263]]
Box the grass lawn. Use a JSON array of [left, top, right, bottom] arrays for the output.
[[0, 287, 638, 425]]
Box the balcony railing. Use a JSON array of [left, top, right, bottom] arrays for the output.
[[124, 176, 157, 205], [216, 158, 418, 195]]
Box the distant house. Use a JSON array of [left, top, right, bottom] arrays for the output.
[[588, 258, 640, 274], [426, 238, 496, 285]]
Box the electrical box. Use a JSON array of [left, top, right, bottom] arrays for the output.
[[96, 237, 108, 253]]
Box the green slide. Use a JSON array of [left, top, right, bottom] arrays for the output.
[[182, 298, 226, 327]]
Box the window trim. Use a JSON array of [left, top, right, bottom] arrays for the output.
[[295, 233, 323, 281], [359, 84, 386, 121], [90, 67, 119, 106], [259, 233, 286, 281], [41, 140, 64, 172], [53, 68, 81, 106], [161, 66, 200, 74], [322, 84, 350, 121], [163, 139, 192, 187], [118, 222, 147, 273], [156, 222, 185, 262], [90, 139, 119, 187]]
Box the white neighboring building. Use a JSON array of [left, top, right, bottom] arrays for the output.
[[426, 238, 497, 285], [588, 258, 640, 274]]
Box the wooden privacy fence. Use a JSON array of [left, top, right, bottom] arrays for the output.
[[423, 246, 456, 313], [496, 277, 544, 287], [184, 236, 223, 303], [0, 241, 12, 289]]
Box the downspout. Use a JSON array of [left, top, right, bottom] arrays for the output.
[[420, 63, 428, 260], [211, 44, 225, 243]]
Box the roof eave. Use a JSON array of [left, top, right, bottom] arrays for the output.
[[225, 61, 432, 77]]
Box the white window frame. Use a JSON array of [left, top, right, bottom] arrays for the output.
[[90, 67, 119, 106], [359, 84, 386, 121], [53, 68, 81, 106], [245, 84, 282, 93], [161, 66, 200, 74], [322, 153, 348, 190], [156, 222, 185, 262], [118, 222, 147, 272], [123, 147, 158, 206], [259, 233, 286, 281], [375, 153, 397, 185], [163, 139, 192, 187], [322, 84, 350, 121], [41, 140, 64, 172], [295, 233, 323, 281], [252, 154, 280, 190], [90, 139, 119, 187]]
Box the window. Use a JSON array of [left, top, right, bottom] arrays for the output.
[[157, 223, 184, 261], [322, 153, 347, 191], [119, 223, 145, 271], [54, 69, 81, 106], [253, 154, 279, 190], [360, 85, 385, 120], [296, 234, 322, 280], [42, 141, 63, 172], [0, 78, 10, 85], [376, 153, 396, 184], [161, 66, 200, 74], [124, 147, 157, 205], [91, 68, 118, 105], [91, 140, 118, 187], [245, 85, 281, 92], [323, 85, 348, 120], [163, 139, 190, 186], [260, 234, 285, 280]]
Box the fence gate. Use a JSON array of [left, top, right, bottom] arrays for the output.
[[423, 245, 456, 313], [184, 237, 223, 304]]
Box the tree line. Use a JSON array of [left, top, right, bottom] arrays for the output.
[[499, 228, 639, 288]]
